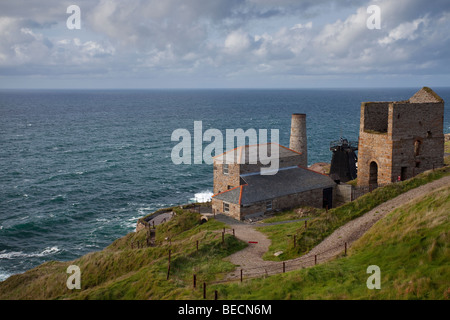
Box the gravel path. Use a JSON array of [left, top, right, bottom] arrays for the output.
[[216, 175, 450, 280]]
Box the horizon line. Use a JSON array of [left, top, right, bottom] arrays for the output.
[[1, 86, 450, 91]]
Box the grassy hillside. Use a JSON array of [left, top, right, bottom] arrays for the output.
[[0, 209, 247, 300], [1, 167, 448, 300], [211, 185, 450, 300], [258, 166, 450, 261]]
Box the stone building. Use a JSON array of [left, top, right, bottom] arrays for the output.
[[357, 87, 445, 187], [211, 114, 336, 220]]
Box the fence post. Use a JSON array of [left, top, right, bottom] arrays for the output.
[[167, 249, 172, 280], [193, 274, 196, 289], [315, 255, 317, 265], [214, 290, 218, 300], [283, 262, 286, 273], [203, 282, 206, 299], [233, 229, 235, 237], [293, 235, 296, 248], [222, 232, 225, 244], [196, 240, 199, 251], [240, 269, 243, 283], [345, 242, 347, 256]]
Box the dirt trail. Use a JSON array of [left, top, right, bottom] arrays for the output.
[[216, 175, 450, 279]]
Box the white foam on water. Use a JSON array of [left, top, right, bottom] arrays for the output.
[[137, 207, 153, 216], [193, 191, 213, 203], [0, 246, 61, 260], [124, 216, 141, 230], [0, 271, 12, 282]]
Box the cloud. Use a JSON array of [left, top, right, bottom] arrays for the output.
[[0, 16, 115, 77], [224, 30, 253, 54], [0, 0, 450, 85]]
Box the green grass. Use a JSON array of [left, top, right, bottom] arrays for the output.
[[210, 185, 450, 300], [0, 208, 246, 300], [258, 166, 450, 261], [445, 140, 450, 165]]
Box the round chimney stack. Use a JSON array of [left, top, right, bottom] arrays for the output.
[[289, 113, 307, 167]]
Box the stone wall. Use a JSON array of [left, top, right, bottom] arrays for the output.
[[357, 130, 393, 185], [214, 187, 332, 220], [213, 153, 304, 194], [212, 198, 241, 220], [358, 96, 444, 186], [362, 102, 390, 133], [241, 188, 329, 218], [335, 184, 353, 206], [213, 162, 240, 194]]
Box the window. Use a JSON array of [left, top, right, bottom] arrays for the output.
[[223, 164, 229, 175], [414, 140, 422, 156], [223, 202, 230, 212], [266, 200, 272, 211]]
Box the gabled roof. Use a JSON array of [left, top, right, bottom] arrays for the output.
[[409, 87, 444, 103], [213, 143, 302, 164], [212, 165, 335, 205], [211, 185, 243, 204]]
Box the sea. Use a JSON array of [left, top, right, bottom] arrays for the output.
[[1, 88, 449, 281]]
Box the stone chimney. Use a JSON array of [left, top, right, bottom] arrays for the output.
[[289, 113, 307, 167]]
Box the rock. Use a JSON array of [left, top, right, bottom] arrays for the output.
[[274, 251, 284, 257], [309, 162, 331, 175]]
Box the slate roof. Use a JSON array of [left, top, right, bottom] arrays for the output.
[[213, 143, 302, 164], [212, 165, 335, 205]]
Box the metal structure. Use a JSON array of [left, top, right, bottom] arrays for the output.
[[329, 137, 358, 183]]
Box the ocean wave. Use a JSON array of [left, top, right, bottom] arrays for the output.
[[137, 207, 153, 216], [0, 271, 12, 282], [50, 194, 66, 202], [123, 217, 140, 230], [192, 190, 213, 203], [0, 246, 61, 260]]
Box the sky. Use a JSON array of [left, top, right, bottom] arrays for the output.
[[0, 0, 449, 89]]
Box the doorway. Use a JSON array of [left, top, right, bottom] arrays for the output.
[[369, 161, 378, 186], [323, 188, 333, 209], [401, 167, 407, 181]]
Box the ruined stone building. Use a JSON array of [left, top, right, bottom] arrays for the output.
[[357, 87, 445, 187], [211, 114, 336, 220]]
